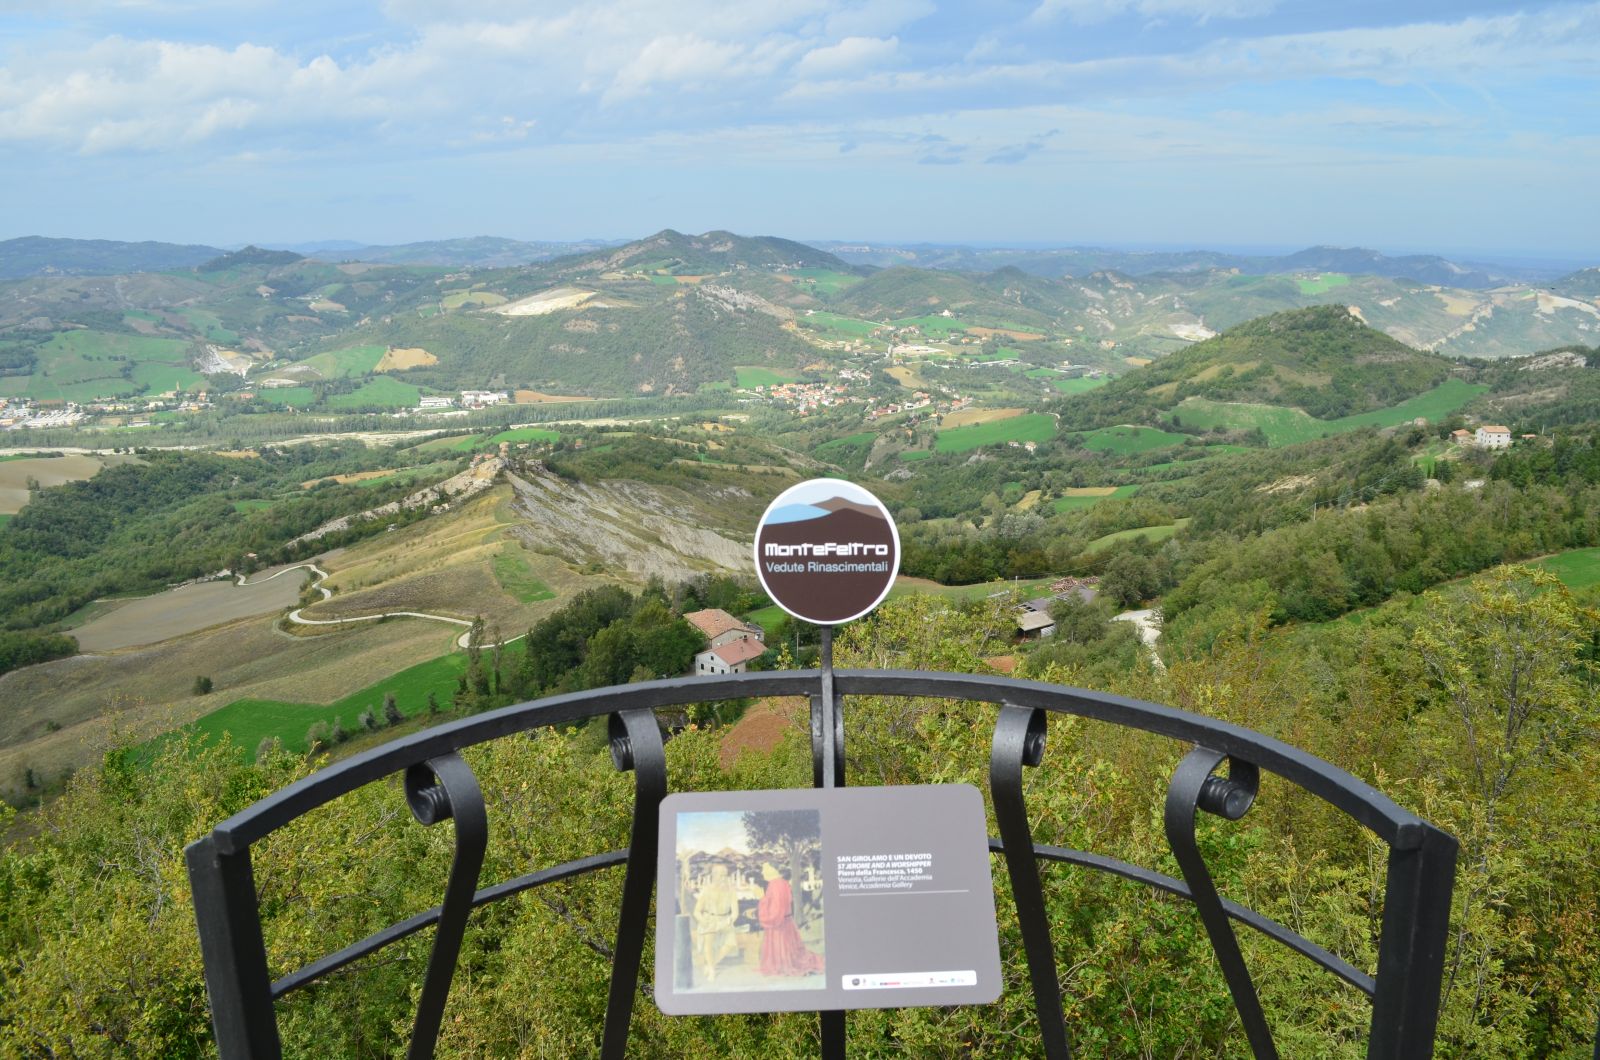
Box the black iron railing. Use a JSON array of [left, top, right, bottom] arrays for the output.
[[186, 666, 1459, 1059]]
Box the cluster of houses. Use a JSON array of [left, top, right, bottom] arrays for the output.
[[0, 400, 87, 430], [749, 380, 863, 416], [685, 608, 768, 676]]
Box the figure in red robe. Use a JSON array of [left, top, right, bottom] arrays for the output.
[[757, 862, 825, 977]]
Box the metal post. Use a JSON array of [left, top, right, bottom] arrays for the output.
[[815, 624, 847, 1058], [600, 709, 668, 1060], [185, 836, 282, 1058], [991, 704, 1071, 1059], [817, 626, 840, 789], [1366, 824, 1457, 1059]]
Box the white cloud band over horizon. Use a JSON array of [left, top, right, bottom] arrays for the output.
[[0, 0, 1595, 257]]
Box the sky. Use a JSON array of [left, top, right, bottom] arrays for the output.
[[0, 0, 1596, 260]]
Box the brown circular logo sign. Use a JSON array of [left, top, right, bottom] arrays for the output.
[[754, 478, 900, 626]]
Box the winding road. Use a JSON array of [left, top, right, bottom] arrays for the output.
[[257, 562, 518, 650]]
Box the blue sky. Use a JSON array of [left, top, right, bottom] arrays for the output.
[[0, 1, 1596, 259]]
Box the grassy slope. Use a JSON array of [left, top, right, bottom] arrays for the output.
[[178, 652, 469, 756], [1172, 379, 1489, 446], [935, 412, 1055, 452]]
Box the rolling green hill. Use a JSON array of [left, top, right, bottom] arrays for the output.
[[1056, 306, 1459, 431]]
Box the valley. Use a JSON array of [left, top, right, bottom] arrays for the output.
[[3, 228, 1599, 1057]]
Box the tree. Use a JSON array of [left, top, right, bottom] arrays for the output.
[[742, 809, 823, 924], [358, 708, 377, 731], [382, 692, 402, 727], [193, 675, 213, 695], [427, 690, 440, 715]]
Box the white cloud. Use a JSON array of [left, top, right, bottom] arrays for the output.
[[1032, 0, 1276, 25], [794, 35, 899, 78]]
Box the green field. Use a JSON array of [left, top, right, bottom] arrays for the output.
[[0, 330, 195, 402], [177, 308, 240, 344], [1529, 548, 1600, 590], [900, 450, 932, 461], [1297, 273, 1351, 295], [800, 311, 880, 339], [0, 514, 10, 529], [177, 653, 470, 757], [131, 361, 205, 394], [891, 314, 976, 339], [492, 549, 557, 603], [1084, 518, 1191, 554], [935, 412, 1055, 453], [1078, 425, 1189, 454], [1171, 379, 1490, 447], [814, 431, 875, 459], [441, 289, 509, 309], [231, 499, 274, 513], [488, 426, 561, 446], [412, 432, 481, 452], [301, 345, 386, 379], [326, 377, 421, 409], [735, 366, 800, 388], [1052, 485, 1140, 513], [253, 386, 316, 407], [785, 269, 861, 296], [1052, 376, 1109, 395], [744, 604, 787, 638]]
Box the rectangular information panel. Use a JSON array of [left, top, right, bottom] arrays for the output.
[[655, 784, 1002, 1015]]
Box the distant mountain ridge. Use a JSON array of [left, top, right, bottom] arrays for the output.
[[815, 241, 1576, 288], [0, 236, 224, 279], [540, 229, 855, 279], [332, 236, 623, 268]]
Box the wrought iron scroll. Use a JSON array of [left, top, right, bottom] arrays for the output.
[[600, 708, 667, 1060], [402, 753, 488, 1060], [990, 703, 1071, 1060], [1164, 747, 1274, 1059]]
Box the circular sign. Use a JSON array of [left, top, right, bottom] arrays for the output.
[[753, 478, 900, 626]]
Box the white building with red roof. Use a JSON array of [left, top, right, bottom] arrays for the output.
[[694, 636, 767, 675]]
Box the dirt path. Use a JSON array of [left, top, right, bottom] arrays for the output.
[[279, 562, 520, 649], [1113, 608, 1165, 670]]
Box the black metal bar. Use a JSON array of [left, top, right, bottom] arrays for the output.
[[986, 839, 1376, 996], [991, 704, 1071, 1059], [186, 670, 1458, 1059], [274, 850, 629, 997], [1165, 747, 1275, 1059], [600, 709, 667, 1060], [206, 671, 1430, 855], [185, 836, 282, 1058], [1366, 822, 1457, 1059], [403, 753, 488, 1060]]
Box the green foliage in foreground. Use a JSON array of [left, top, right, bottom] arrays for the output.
[[1, 582, 1596, 1055]]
